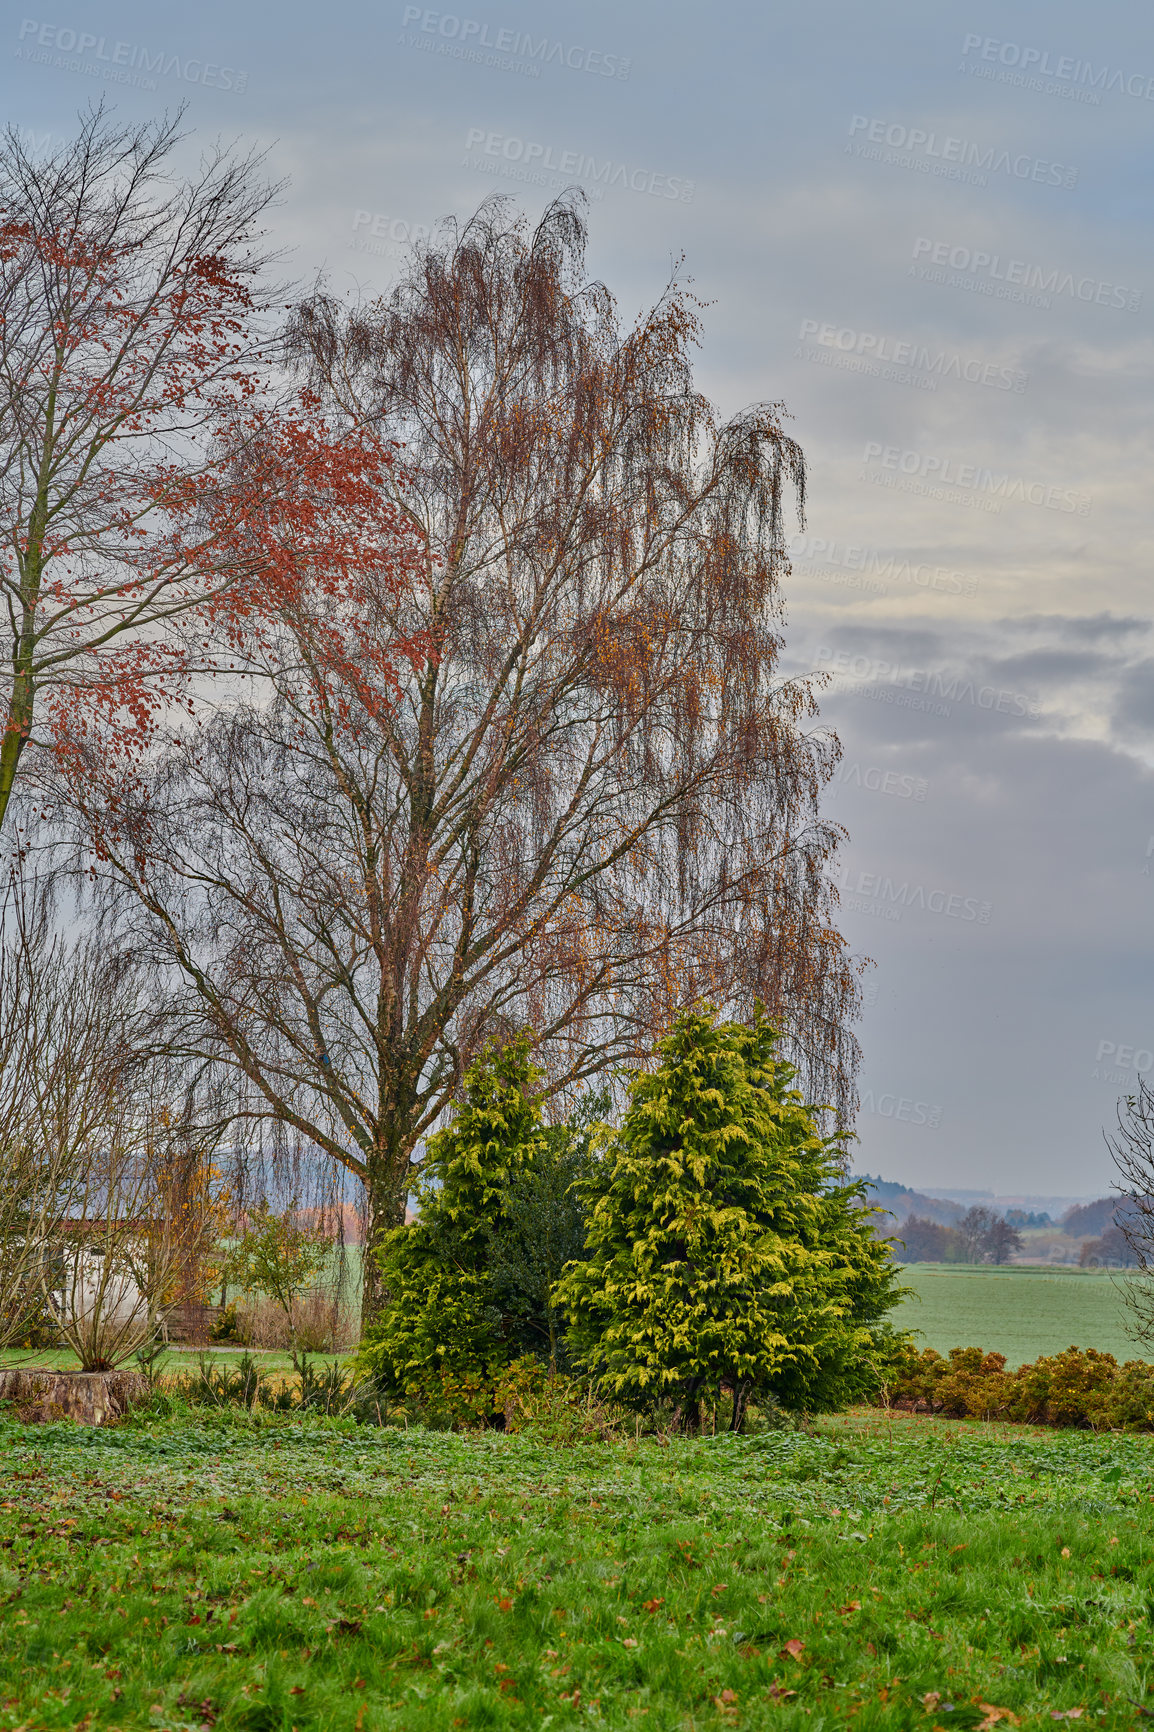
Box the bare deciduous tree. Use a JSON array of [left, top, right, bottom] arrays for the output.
[[0, 888, 136, 1352], [68, 198, 861, 1323], [1106, 1083, 1154, 1342], [0, 106, 290, 835], [0, 882, 222, 1367]]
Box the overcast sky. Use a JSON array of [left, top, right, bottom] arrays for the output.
[[6, 0, 1152, 1199]]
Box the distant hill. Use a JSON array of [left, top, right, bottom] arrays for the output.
[[853, 1175, 964, 1227], [855, 1176, 1139, 1238]]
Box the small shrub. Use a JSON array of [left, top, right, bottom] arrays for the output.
[[209, 1301, 247, 1343], [220, 1200, 333, 1372], [176, 1351, 267, 1410], [160, 1352, 389, 1422], [493, 1355, 630, 1443]]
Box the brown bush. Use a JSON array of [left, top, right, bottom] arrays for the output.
[[880, 1342, 1154, 1429], [233, 1292, 356, 1354]]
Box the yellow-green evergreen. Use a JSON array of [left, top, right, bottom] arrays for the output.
[[555, 1007, 901, 1428]]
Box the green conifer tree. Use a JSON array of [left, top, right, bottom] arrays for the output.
[[556, 1007, 900, 1429], [356, 1038, 549, 1419]]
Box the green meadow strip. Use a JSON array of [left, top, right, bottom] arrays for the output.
[[1, 1407, 1152, 1729]]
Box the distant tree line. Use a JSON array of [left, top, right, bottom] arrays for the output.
[[889, 1207, 1023, 1266]]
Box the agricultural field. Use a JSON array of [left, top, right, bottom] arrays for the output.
[[1, 1405, 1153, 1730], [894, 1265, 1138, 1367]]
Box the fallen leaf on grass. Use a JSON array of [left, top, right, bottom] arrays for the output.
[[495, 1598, 513, 1612], [642, 1599, 664, 1614], [838, 1601, 861, 1615], [1049, 1713, 1084, 1723], [977, 1706, 1019, 1729], [767, 1684, 796, 1701], [782, 1639, 806, 1659], [922, 1694, 941, 1712]]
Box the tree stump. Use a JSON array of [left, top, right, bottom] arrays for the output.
[[0, 1368, 149, 1426]]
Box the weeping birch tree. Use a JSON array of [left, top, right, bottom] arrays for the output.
[[67, 197, 861, 1323]]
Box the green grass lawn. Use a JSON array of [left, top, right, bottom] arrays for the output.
[[893, 1264, 1140, 1368], [1, 1405, 1153, 1729], [0, 1345, 331, 1377]]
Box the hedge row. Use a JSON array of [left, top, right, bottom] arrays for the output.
[[880, 1344, 1154, 1429]]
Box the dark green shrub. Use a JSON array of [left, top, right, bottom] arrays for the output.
[[355, 1038, 555, 1425]]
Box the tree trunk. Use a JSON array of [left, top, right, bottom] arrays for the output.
[[0, 1367, 148, 1425], [729, 1378, 753, 1433], [0, 646, 35, 838], [674, 1374, 706, 1434], [360, 1153, 411, 1329]]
